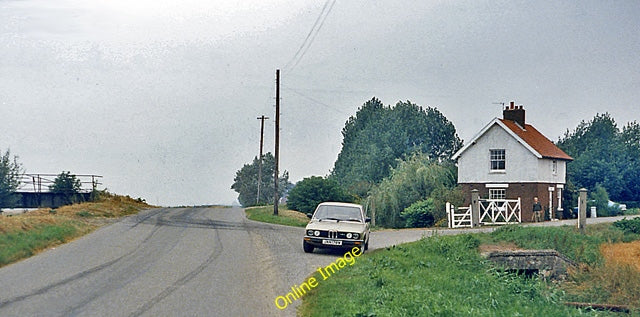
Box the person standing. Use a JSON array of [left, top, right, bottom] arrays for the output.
[[532, 196, 543, 222]]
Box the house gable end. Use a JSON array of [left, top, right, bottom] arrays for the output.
[[452, 118, 542, 161]]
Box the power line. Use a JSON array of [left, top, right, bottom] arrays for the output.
[[284, 86, 350, 115], [283, 1, 329, 70], [283, 0, 336, 73]]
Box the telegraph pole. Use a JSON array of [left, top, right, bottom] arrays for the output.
[[256, 115, 269, 205], [274, 69, 280, 215]]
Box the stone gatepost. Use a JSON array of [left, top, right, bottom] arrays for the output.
[[471, 189, 480, 227], [578, 188, 587, 233]]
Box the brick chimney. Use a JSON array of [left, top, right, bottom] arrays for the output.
[[503, 101, 525, 127]]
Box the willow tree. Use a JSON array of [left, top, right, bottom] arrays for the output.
[[367, 153, 462, 228]]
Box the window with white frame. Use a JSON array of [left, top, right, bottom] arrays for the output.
[[489, 189, 506, 200], [490, 149, 505, 171], [552, 160, 558, 174]]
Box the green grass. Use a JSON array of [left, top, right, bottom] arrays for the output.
[[0, 221, 82, 266], [299, 234, 601, 316], [480, 224, 640, 265], [244, 205, 309, 227], [478, 224, 640, 310], [300, 225, 640, 316]]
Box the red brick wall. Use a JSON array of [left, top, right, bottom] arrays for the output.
[[459, 183, 564, 222]]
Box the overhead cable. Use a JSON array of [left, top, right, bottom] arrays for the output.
[[283, 0, 336, 73]]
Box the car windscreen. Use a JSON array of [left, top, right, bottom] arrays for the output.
[[313, 205, 362, 222]]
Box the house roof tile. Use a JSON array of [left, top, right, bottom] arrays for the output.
[[499, 119, 573, 161]]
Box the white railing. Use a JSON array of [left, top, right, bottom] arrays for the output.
[[447, 202, 473, 228], [479, 198, 521, 225], [446, 198, 522, 228]]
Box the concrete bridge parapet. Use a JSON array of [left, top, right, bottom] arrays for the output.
[[484, 249, 576, 280]]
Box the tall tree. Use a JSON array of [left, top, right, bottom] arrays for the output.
[[0, 149, 23, 208], [557, 113, 640, 202], [620, 121, 640, 201], [331, 97, 462, 198], [231, 152, 291, 207]]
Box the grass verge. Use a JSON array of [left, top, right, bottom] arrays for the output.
[[299, 234, 584, 316], [0, 220, 90, 266], [0, 192, 154, 268], [244, 205, 309, 227], [480, 223, 640, 310], [300, 224, 640, 316], [479, 223, 640, 265]]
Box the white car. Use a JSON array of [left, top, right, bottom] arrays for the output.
[[303, 202, 370, 253]]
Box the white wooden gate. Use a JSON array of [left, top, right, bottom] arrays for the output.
[[479, 198, 521, 225], [447, 198, 521, 228], [446, 202, 473, 228]]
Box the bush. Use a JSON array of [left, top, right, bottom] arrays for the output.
[[401, 199, 435, 228], [613, 217, 640, 235], [589, 184, 620, 217], [286, 176, 352, 213]]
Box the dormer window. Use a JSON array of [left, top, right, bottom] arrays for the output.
[[490, 149, 505, 171]]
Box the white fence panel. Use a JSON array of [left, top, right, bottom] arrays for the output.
[[479, 198, 521, 225]]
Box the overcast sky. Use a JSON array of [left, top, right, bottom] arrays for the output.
[[1, 0, 639, 206]]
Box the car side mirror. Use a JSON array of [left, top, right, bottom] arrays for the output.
[[365, 217, 371, 223], [306, 213, 313, 219]]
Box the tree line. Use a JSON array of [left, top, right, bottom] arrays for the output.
[[232, 97, 463, 227], [556, 113, 640, 209], [232, 99, 640, 227]]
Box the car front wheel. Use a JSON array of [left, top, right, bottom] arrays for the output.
[[303, 241, 314, 253]]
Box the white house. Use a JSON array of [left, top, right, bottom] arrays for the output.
[[451, 102, 573, 222]]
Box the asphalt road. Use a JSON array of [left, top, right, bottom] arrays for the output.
[[0, 207, 396, 317], [0, 207, 636, 316]]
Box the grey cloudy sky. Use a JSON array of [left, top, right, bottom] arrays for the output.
[[1, 0, 638, 206]]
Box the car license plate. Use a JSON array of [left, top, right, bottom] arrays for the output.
[[322, 240, 342, 246]]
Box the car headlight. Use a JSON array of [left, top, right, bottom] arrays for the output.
[[314, 230, 320, 237], [307, 229, 314, 236], [352, 233, 359, 239], [346, 233, 352, 239]]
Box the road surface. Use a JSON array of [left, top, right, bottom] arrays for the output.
[[0, 207, 636, 316]]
